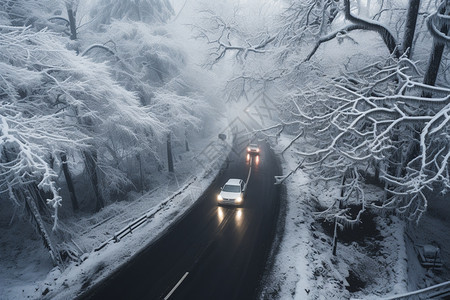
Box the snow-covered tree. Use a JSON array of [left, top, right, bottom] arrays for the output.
[[82, 1, 213, 174], [276, 55, 449, 221], [0, 0, 53, 26], [0, 0, 220, 267], [273, 1, 450, 227], [0, 19, 167, 261], [1, 27, 82, 225], [0, 26, 84, 266], [89, 0, 174, 30]]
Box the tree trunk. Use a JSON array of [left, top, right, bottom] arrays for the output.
[[185, 129, 189, 152], [61, 152, 79, 212], [401, 129, 420, 177], [332, 218, 338, 256], [28, 183, 52, 217], [372, 159, 380, 183], [402, 0, 421, 57], [343, 0, 400, 57], [136, 153, 144, 194], [167, 133, 174, 172], [340, 173, 346, 209], [66, 6, 77, 40], [83, 150, 104, 212], [423, 4, 449, 87], [25, 195, 63, 267]]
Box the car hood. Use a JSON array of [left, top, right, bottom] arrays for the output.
[[220, 191, 241, 199]]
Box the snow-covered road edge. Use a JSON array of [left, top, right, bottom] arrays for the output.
[[259, 136, 314, 299]]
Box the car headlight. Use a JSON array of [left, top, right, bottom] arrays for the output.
[[217, 195, 223, 201], [247, 147, 251, 152], [235, 196, 242, 203]]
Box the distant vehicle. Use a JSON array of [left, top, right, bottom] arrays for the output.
[[217, 179, 246, 206], [247, 144, 260, 155]]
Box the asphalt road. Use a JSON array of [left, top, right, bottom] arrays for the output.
[[81, 142, 281, 300]]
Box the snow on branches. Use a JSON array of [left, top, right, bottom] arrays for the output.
[[89, 0, 174, 29], [279, 0, 341, 46], [0, 26, 87, 230], [426, 0, 450, 45], [193, 9, 276, 66], [0, 25, 164, 228], [277, 56, 449, 224]]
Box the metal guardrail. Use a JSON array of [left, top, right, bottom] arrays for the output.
[[382, 281, 450, 299], [92, 141, 229, 252], [94, 175, 198, 252]]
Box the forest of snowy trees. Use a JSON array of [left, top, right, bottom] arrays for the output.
[[0, 0, 218, 266], [0, 0, 449, 291]]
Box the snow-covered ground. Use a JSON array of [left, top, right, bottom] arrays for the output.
[[261, 134, 421, 299], [0, 118, 232, 300]]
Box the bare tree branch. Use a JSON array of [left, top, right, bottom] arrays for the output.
[[304, 24, 365, 62]]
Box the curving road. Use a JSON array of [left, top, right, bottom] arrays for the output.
[[80, 142, 281, 300]]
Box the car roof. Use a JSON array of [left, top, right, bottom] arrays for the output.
[[225, 178, 242, 185], [249, 143, 258, 147]]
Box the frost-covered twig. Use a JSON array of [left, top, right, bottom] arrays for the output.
[[194, 10, 276, 66]]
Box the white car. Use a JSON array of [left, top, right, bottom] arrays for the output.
[[217, 178, 246, 206], [247, 144, 260, 155]]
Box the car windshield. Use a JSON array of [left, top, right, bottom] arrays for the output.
[[222, 184, 241, 193], [249, 144, 258, 148]]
